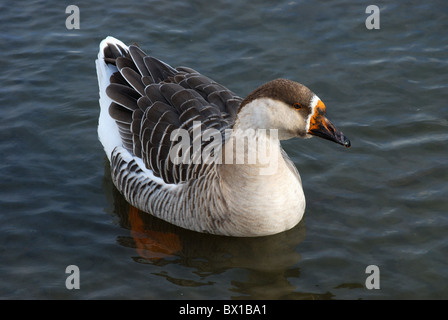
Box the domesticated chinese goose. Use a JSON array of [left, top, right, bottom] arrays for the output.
[[96, 36, 350, 237]]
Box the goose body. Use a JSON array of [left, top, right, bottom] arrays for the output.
[[96, 36, 350, 237]]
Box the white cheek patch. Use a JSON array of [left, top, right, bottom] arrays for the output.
[[306, 95, 320, 133]]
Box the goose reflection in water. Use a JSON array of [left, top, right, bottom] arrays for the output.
[[102, 164, 339, 299]]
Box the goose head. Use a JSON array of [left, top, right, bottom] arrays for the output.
[[236, 79, 351, 147]]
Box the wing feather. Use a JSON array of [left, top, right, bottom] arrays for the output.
[[102, 39, 242, 184]]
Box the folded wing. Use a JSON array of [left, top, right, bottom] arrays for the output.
[[101, 38, 242, 184]]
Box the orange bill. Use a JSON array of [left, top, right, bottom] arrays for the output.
[[308, 100, 351, 148]]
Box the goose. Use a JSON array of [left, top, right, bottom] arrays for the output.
[[96, 36, 350, 237]]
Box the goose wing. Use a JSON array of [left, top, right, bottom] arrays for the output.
[[101, 38, 242, 184]]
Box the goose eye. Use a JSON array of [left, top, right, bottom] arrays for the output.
[[293, 103, 303, 110]]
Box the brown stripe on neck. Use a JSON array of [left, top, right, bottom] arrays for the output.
[[237, 79, 314, 114]]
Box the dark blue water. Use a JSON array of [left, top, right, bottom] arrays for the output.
[[1, 0, 447, 299]]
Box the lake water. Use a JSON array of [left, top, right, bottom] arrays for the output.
[[1, 0, 447, 299]]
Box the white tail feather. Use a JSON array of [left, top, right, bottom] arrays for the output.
[[95, 37, 128, 160]]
